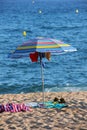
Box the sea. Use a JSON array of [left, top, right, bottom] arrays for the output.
[[0, 0, 87, 94]]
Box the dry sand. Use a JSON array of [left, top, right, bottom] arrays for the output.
[[0, 91, 87, 130]]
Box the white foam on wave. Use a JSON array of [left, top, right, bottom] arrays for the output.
[[45, 86, 85, 92]]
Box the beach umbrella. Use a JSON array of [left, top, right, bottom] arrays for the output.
[[9, 37, 77, 105]]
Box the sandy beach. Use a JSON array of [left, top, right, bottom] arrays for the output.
[[0, 91, 87, 130]]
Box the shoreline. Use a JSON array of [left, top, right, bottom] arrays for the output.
[[0, 91, 87, 129], [0, 91, 87, 103]]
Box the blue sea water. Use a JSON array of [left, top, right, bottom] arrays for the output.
[[0, 0, 87, 94]]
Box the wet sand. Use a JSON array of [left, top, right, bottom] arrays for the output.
[[0, 91, 87, 130]]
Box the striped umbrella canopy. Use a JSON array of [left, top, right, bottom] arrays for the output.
[[9, 37, 77, 58], [9, 37, 77, 105]]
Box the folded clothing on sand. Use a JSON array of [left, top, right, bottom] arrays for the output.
[[26, 101, 68, 109], [25, 102, 38, 108], [0, 103, 32, 113]]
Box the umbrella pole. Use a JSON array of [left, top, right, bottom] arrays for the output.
[[40, 59, 45, 106]]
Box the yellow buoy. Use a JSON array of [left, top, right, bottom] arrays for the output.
[[76, 9, 79, 13], [23, 31, 27, 36], [39, 10, 42, 14]]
